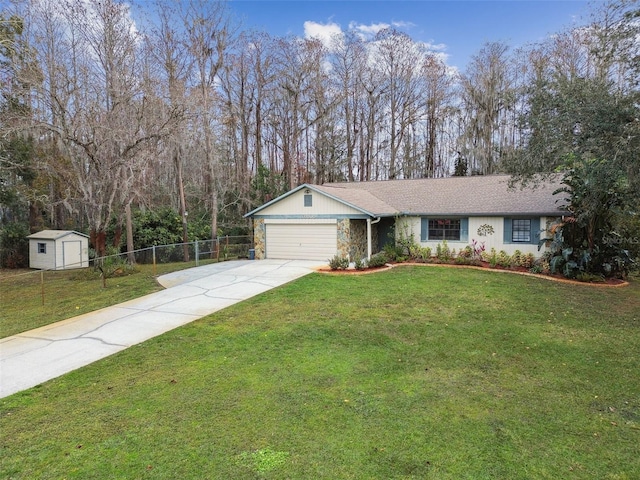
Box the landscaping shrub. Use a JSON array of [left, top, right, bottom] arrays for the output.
[[511, 250, 523, 267], [367, 252, 388, 268], [484, 247, 498, 267], [383, 242, 403, 262], [328, 255, 349, 270], [416, 246, 432, 262], [521, 252, 535, 269], [471, 239, 486, 259], [497, 250, 511, 268], [454, 256, 472, 265], [436, 240, 452, 262]]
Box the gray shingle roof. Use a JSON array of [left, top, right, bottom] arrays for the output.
[[320, 175, 565, 217], [27, 230, 89, 240]]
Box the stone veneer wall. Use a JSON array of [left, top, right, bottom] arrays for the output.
[[337, 219, 350, 258], [372, 224, 380, 254], [253, 219, 265, 259], [349, 220, 368, 261]]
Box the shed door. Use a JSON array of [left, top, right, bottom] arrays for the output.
[[62, 241, 82, 269], [266, 224, 337, 261]]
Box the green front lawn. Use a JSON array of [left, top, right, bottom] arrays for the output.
[[1, 267, 639, 479], [0, 260, 219, 338]]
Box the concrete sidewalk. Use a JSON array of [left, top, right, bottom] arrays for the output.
[[0, 259, 320, 398]]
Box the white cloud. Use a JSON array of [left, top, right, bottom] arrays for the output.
[[391, 21, 416, 29], [348, 21, 390, 40], [424, 41, 447, 52], [304, 20, 344, 50]]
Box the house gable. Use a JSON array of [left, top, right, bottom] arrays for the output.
[[248, 185, 372, 219]]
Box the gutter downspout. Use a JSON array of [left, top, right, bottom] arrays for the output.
[[367, 217, 381, 260]]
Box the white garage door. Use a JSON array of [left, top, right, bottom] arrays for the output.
[[266, 223, 337, 261]]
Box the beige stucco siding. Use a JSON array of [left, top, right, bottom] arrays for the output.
[[398, 216, 550, 257], [256, 189, 364, 216]]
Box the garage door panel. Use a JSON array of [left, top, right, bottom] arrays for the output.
[[266, 224, 337, 261]]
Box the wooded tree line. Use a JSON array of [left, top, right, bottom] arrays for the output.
[[1, 0, 638, 265]]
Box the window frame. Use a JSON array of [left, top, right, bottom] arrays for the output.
[[511, 219, 532, 243], [37, 242, 47, 254], [303, 194, 312, 207], [427, 218, 461, 241]]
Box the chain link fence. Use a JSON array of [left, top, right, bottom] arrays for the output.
[[0, 236, 252, 325], [99, 236, 253, 271]]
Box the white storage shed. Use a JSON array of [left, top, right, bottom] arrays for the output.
[[27, 230, 89, 270]]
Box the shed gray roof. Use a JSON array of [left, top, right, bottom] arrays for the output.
[[27, 230, 89, 240], [320, 175, 565, 217]]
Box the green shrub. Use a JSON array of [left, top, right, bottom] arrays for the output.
[[383, 242, 403, 262], [511, 250, 523, 267], [521, 252, 536, 269], [497, 250, 511, 268], [436, 240, 452, 262], [454, 256, 472, 265], [367, 252, 388, 268], [354, 258, 366, 270], [529, 265, 543, 274], [328, 255, 349, 270], [576, 272, 605, 283], [396, 224, 421, 258], [484, 248, 498, 267], [417, 246, 432, 262], [0, 222, 29, 268]]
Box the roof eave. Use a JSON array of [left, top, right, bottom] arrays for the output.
[[245, 183, 379, 218], [396, 211, 568, 217]]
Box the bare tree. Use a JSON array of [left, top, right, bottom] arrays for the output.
[[374, 28, 427, 179], [330, 31, 368, 182], [459, 41, 516, 175], [181, 0, 234, 241], [146, 2, 193, 259], [422, 54, 454, 177], [17, 0, 180, 257]]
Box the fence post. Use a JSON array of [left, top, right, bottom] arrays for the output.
[[216, 237, 220, 261], [195, 240, 199, 267], [152, 245, 157, 276], [41, 270, 45, 306]]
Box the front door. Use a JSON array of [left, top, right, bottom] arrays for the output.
[[377, 218, 395, 252]]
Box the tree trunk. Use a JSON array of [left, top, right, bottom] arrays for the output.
[[175, 146, 189, 261], [125, 202, 135, 264]]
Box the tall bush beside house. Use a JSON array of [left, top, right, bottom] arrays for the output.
[[542, 158, 635, 279]]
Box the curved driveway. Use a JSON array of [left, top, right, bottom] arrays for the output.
[[0, 260, 320, 398]]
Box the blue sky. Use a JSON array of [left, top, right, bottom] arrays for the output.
[[228, 0, 594, 69]]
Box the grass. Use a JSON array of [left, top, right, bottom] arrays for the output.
[[1, 266, 639, 479], [0, 259, 223, 338]]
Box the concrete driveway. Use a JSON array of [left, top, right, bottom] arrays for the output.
[[0, 259, 320, 398]]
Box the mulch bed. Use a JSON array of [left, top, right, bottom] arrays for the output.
[[316, 261, 629, 287]]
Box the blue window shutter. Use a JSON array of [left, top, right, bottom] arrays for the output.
[[503, 218, 512, 244], [460, 218, 469, 242], [530, 217, 541, 245], [421, 218, 428, 242]]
